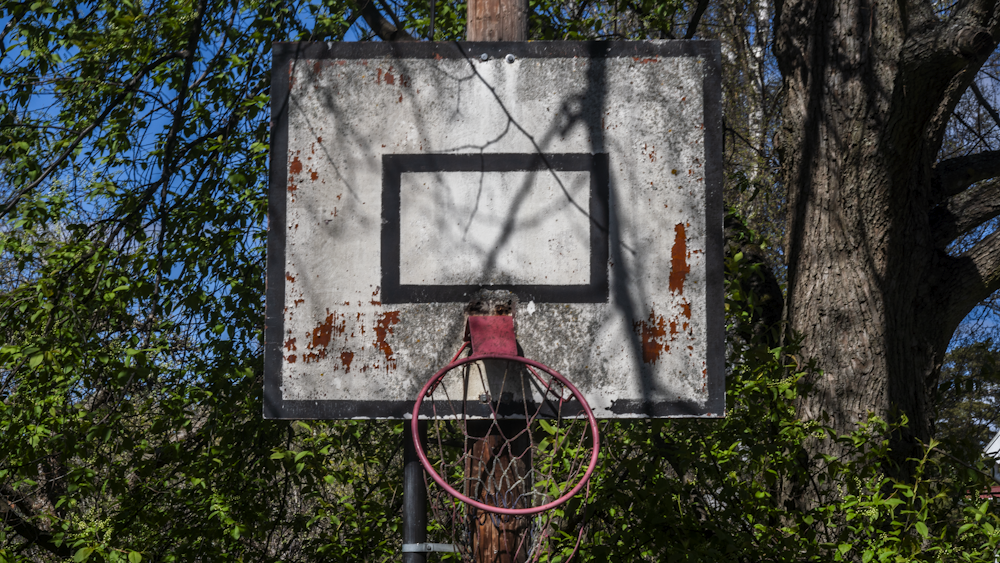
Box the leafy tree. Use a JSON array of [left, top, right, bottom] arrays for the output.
[[0, 0, 402, 560], [934, 338, 1000, 462]]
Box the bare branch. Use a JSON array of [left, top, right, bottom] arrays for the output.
[[951, 0, 1000, 33], [377, 0, 406, 32], [953, 109, 993, 148], [970, 81, 1000, 129], [934, 149, 1000, 197], [0, 486, 73, 558], [940, 227, 1000, 333], [352, 0, 416, 41], [898, 1, 1000, 159], [931, 177, 1000, 245], [683, 0, 709, 39]]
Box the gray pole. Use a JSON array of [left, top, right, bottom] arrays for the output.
[[403, 420, 427, 563]]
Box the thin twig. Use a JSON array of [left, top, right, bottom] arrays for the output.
[[970, 81, 1000, 131], [0, 50, 188, 220]]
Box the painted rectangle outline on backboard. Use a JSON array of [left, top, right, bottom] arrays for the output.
[[382, 153, 610, 304], [264, 40, 725, 420]]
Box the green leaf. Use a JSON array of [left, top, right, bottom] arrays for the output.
[[915, 521, 928, 539], [74, 547, 94, 562]]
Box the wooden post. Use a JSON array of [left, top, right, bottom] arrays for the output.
[[467, 0, 527, 41], [465, 293, 529, 563], [465, 0, 528, 551], [467, 420, 529, 563]]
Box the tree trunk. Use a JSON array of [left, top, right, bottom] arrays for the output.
[[467, 0, 527, 41], [463, 7, 529, 558], [774, 0, 1000, 472]]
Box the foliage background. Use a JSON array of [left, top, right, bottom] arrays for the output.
[[2, 0, 1000, 561]]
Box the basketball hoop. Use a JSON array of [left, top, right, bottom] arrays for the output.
[[411, 315, 599, 560]]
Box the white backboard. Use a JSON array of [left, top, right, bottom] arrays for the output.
[[265, 41, 724, 419]]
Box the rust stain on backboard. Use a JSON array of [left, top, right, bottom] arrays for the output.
[[375, 66, 410, 88], [289, 156, 303, 175], [284, 337, 297, 352], [634, 311, 668, 364], [340, 351, 354, 372], [374, 311, 401, 368], [635, 302, 695, 365], [304, 310, 346, 363], [669, 223, 690, 294]]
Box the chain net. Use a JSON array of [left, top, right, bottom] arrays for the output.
[[418, 354, 597, 562]]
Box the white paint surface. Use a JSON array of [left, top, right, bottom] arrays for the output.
[[275, 47, 720, 418], [400, 170, 591, 286]]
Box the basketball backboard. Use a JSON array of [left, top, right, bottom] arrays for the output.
[[264, 41, 723, 419]]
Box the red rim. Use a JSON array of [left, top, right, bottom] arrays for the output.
[[411, 353, 600, 516]]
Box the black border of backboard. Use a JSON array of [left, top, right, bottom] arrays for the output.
[[264, 41, 724, 420], [381, 153, 610, 304]]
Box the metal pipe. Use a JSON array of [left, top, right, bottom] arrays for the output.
[[403, 420, 428, 563]]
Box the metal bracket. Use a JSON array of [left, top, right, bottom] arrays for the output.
[[402, 543, 457, 553], [465, 315, 518, 357]]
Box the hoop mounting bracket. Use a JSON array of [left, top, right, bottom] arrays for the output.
[[402, 542, 458, 553], [465, 315, 518, 357]]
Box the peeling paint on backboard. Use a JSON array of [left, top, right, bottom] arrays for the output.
[[264, 41, 724, 419]]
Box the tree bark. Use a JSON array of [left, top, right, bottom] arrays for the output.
[[774, 0, 1000, 474], [467, 0, 527, 41], [463, 1, 528, 555]]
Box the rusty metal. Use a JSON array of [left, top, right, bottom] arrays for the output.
[[411, 318, 600, 515], [412, 315, 598, 561], [466, 316, 518, 357]]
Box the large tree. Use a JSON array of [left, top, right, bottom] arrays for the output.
[[774, 0, 1000, 465]]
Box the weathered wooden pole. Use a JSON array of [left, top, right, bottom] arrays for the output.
[[466, 294, 529, 563], [466, 7, 530, 562], [466, 0, 527, 41]]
